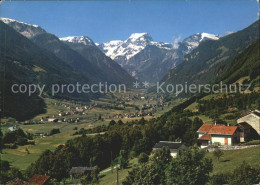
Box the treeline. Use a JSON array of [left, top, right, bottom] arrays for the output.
[[25, 113, 203, 181]]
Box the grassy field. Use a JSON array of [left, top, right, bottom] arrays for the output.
[[1, 130, 79, 170], [1, 89, 174, 171], [98, 158, 138, 185], [206, 146, 260, 175]]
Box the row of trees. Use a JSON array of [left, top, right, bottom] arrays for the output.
[[123, 147, 213, 185]]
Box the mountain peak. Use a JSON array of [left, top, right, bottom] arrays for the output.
[[199, 32, 220, 42], [128, 32, 153, 43], [59, 36, 95, 46], [0, 17, 46, 38], [0, 17, 40, 28], [180, 32, 220, 54]]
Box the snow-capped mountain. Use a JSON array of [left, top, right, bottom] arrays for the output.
[[99, 33, 172, 66], [180, 33, 220, 54], [0, 17, 46, 38], [60, 36, 96, 46], [98, 32, 219, 82]]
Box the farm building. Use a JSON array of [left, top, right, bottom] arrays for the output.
[[237, 109, 260, 135], [197, 124, 240, 148], [152, 141, 187, 158], [70, 167, 94, 178]]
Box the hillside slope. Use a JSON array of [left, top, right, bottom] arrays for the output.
[[0, 21, 93, 121], [218, 39, 260, 84]]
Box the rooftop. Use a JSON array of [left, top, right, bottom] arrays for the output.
[[28, 174, 50, 185], [153, 141, 185, 149], [70, 167, 94, 174], [197, 124, 238, 136], [197, 123, 214, 133], [198, 134, 211, 140]]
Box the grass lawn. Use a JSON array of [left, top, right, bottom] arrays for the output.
[[206, 146, 260, 175], [1, 130, 79, 170], [99, 158, 138, 185]]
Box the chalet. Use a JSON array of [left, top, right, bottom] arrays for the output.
[[237, 110, 260, 135], [197, 124, 239, 148], [70, 167, 94, 178], [152, 141, 187, 158], [28, 174, 50, 185]]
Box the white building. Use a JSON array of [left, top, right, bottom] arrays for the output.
[[152, 141, 187, 158], [197, 124, 240, 148], [237, 110, 260, 135]]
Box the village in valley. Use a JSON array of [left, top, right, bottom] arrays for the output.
[[0, 1, 260, 184]]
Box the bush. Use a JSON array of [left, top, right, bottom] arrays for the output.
[[138, 152, 149, 163], [16, 137, 28, 146], [49, 129, 60, 136]]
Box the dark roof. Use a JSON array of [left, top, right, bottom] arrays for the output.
[[70, 167, 94, 174], [236, 122, 252, 129], [153, 141, 185, 149], [6, 178, 30, 185], [28, 174, 50, 185], [253, 111, 260, 117]]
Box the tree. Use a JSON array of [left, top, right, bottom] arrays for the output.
[[123, 163, 161, 185], [228, 161, 260, 185], [166, 147, 213, 185], [109, 120, 116, 127], [138, 152, 149, 164], [49, 129, 60, 136], [119, 150, 129, 169], [213, 149, 224, 161]]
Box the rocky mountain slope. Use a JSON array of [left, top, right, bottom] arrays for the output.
[[0, 20, 94, 120], [98, 32, 219, 82], [1, 18, 134, 86]]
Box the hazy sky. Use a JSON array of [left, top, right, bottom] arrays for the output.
[[0, 0, 258, 43]]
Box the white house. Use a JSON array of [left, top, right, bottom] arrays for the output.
[[152, 141, 187, 158], [197, 124, 240, 148]]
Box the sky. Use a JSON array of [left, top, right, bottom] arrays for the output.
[[0, 0, 259, 43]]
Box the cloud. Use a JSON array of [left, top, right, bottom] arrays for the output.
[[172, 34, 181, 49], [226, 31, 234, 35]]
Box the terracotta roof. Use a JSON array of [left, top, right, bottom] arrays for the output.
[[28, 174, 50, 185], [198, 134, 211, 140], [208, 125, 238, 135], [197, 124, 214, 133]]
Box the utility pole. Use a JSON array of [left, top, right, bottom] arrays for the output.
[[116, 167, 119, 185]]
